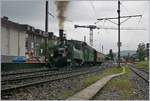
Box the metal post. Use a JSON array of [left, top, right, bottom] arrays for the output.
[[45, 0, 48, 60], [117, 0, 120, 67]]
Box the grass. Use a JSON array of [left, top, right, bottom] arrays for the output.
[[83, 67, 123, 87], [63, 91, 74, 98], [64, 66, 134, 99], [92, 66, 136, 100], [65, 66, 143, 99], [135, 60, 149, 71], [62, 67, 123, 99], [105, 67, 133, 99]]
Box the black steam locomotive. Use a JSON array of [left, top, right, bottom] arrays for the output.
[[47, 29, 105, 67]]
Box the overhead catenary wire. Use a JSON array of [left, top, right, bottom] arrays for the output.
[[119, 1, 140, 43], [120, 2, 134, 15], [89, 0, 97, 20], [137, 2, 147, 24], [48, 12, 73, 23], [121, 1, 147, 25], [48, 12, 55, 18]]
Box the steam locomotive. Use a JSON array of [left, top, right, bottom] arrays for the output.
[[47, 29, 105, 67]]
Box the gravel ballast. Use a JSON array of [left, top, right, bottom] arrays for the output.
[[2, 61, 117, 100], [2, 69, 103, 100]]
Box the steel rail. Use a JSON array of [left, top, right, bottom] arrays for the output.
[[1, 68, 53, 76], [2, 67, 91, 83], [129, 65, 149, 83], [2, 67, 101, 92]]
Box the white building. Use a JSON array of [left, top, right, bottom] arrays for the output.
[[1, 17, 58, 63], [1, 17, 26, 62]]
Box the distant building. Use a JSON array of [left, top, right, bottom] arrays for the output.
[[1, 16, 58, 63], [21, 25, 46, 56]]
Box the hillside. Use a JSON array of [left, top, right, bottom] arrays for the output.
[[115, 50, 136, 57]]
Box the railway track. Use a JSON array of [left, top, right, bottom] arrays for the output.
[[2, 66, 97, 82], [140, 69, 149, 74], [1, 67, 54, 76], [129, 64, 149, 83], [2, 69, 66, 82], [2, 66, 101, 92]]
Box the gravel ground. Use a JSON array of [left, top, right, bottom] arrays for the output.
[[93, 67, 149, 100], [2, 61, 117, 100], [2, 70, 103, 100], [131, 70, 149, 100]]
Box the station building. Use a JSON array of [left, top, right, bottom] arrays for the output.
[[1, 16, 58, 63]]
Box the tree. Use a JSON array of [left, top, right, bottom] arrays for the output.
[[136, 42, 146, 61], [146, 43, 149, 60]]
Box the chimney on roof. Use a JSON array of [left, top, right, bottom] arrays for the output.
[[3, 16, 8, 20]]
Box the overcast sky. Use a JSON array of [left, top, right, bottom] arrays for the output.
[[1, 0, 150, 54]]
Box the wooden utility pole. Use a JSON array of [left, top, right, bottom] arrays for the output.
[[117, 0, 121, 67], [45, 0, 48, 60]]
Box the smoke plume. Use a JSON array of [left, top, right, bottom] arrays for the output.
[[56, 0, 69, 29]]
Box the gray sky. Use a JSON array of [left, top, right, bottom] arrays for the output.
[[1, 0, 150, 54]]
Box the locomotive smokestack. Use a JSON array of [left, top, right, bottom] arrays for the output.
[[59, 29, 64, 44], [59, 29, 64, 38]]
